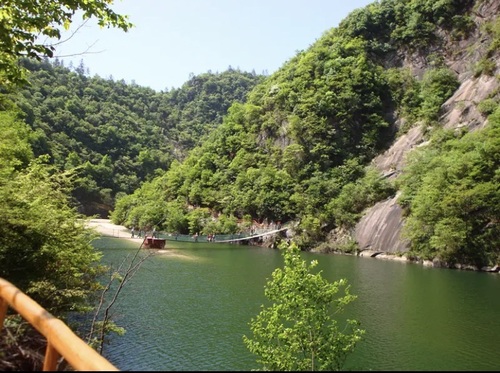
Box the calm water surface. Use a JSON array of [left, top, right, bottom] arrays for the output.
[[92, 237, 500, 371]]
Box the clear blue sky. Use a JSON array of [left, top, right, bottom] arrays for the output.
[[53, 0, 374, 92]]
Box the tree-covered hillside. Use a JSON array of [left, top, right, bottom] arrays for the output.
[[12, 59, 263, 215], [2, 0, 497, 268], [112, 0, 499, 267]]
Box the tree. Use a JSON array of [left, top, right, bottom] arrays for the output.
[[243, 242, 365, 371], [398, 119, 500, 267], [418, 68, 459, 123], [0, 156, 103, 315], [0, 0, 133, 89], [86, 242, 155, 355], [0, 0, 133, 369]]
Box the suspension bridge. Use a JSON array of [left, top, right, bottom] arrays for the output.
[[212, 227, 289, 243], [89, 219, 294, 245], [156, 225, 291, 244]]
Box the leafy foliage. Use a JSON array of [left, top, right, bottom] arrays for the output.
[[114, 0, 480, 251], [327, 167, 396, 229], [398, 115, 500, 266], [383, 66, 460, 128], [243, 241, 364, 371], [0, 0, 132, 90], [338, 0, 474, 54], [0, 1, 135, 369], [418, 68, 459, 124], [12, 59, 263, 215], [0, 109, 105, 318]]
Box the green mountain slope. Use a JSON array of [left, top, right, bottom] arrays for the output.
[[113, 0, 499, 268], [12, 59, 263, 215]]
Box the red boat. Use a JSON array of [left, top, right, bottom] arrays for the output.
[[143, 236, 166, 249]]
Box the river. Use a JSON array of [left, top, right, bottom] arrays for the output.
[[92, 237, 500, 371]]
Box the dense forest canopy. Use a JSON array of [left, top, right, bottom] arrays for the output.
[[398, 119, 500, 267], [12, 59, 263, 215], [1, 0, 499, 278], [110, 0, 499, 267]]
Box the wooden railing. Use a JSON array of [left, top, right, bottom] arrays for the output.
[[0, 278, 119, 371]]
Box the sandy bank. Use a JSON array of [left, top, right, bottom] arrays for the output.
[[86, 218, 194, 258]]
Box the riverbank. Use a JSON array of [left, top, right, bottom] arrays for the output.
[[87, 218, 143, 242], [325, 248, 500, 274], [86, 219, 194, 258], [86, 218, 163, 251], [87, 219, 498, 273]]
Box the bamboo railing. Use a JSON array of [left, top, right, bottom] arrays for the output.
[[0, 278, 119, 371]]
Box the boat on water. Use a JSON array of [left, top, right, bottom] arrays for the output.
[[142, 236, 166, 249]]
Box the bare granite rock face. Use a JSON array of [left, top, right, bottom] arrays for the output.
[[355, 192, 409, 254], [440, 74, 498, 131], [371, 125, 424, 179]]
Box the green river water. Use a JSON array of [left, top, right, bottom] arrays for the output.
[[92, 237, 500, 371]]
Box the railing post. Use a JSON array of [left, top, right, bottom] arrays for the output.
[[0, 298, 8, 331], [0, 278, 119, 371], [43, 342, 61, 371]]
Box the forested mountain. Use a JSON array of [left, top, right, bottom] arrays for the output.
[[111, 0, 499, 268], [1, 0, 498, 269], [1, 0, 498, 369], [12, 59, 263, 215]]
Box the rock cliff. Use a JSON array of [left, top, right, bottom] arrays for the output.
[[352, 0, 500, 254]]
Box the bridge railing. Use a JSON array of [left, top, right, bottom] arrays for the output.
[[157, 232, 254, 242], [156, 223, 291, 243], [0, 278, 119, 371]]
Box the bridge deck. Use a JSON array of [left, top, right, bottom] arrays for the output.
[[215, 227, 288, 242], [158, 226, 290, 243]]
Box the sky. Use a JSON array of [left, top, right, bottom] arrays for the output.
[[51, 0, 374, 92]]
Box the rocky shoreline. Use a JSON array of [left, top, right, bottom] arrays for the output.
[[352, 249, 500, 273]]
